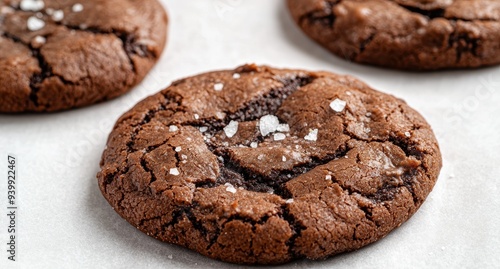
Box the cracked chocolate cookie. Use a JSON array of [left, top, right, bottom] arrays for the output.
[[97, 64, 442, 264], [0, 0, 167, 112], [287, 0, 500, 70]]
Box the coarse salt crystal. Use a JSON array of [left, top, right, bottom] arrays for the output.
[[304, 129, 318, 141], [72, 3, 84, 12], [225, 183, 237, 194], [277, 124, 290, 132], [250, 142, 258, 148], [199, 126, 208, 133], [259, 115, 280, 136], [215, 112, 225, 119], [214, 83, 224, 91], [274, 133, 286, 141], [330, 98, 347, 113], [181, 154, 187, 160], [52, 10, 64, 21], [20, 0, 45, 12], [286, 199, 294, 204], [257, 154, 264, 160], [27, 16, 45, 31], [325, 175, 332, 180], [194, 114, 200, 120], [175, 146, 182, 152], [52, 10, 65, 21], [405, 131, 411, 137], [224, 120, 239, 138], [33, 35, 46, 44], [169, 168, 180, 176], [233, 73, 240, 79], [167, 255, 173, 260], [282, 156, 287, 162], [169, 125, 178, 132]]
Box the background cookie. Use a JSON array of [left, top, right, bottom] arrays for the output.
[[0, 0, 168, 112], [287, 0, 500, 70], [97, 64, 442, 264]]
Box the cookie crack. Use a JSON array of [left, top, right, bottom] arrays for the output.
[[61, 24, 157, 74], [396, 4, 445, 19], [298, 0, 341, 28], [281, 204, 306, 260]]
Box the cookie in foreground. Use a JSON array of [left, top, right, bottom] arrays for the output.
[[287, 0, 500, 70], [0, 0, 168, 112], [97, 64, 442, 264]]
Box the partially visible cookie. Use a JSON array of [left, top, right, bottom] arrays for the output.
[[287, 0, 500, 70], [0, 0, 167, 112], [97, 64, 442, 264]]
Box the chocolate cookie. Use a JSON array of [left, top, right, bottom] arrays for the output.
[[0, 0, 167, 112], [97, 64, 442, 264], [287, 0, 500, 70]]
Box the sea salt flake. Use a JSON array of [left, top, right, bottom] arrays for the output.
[[20, 0, 45, 12], [214, 83, 224, 91], [250, 142, 258, 148], [169, 125, 178, 132], [223, 121, 239, 138], [169, 168, 180, 176], [181, 154, 188, 160], [72, 3, 84, 12], [175, 146, 182, 152], [33, 35, 46, 44], [405, 131, 411, 137], [282, 156, 287, 162], [274, 133, 286, 141], [233, 73, 241, 79], [277, 124, 290, 132], [325, 175, 332, 180], [199, 126, 208, 133], [330, 98, 347, 113], [225, 183, 237, 194], [304, 129, 318, 141], [52, 10, 64, 21], [194, 114, 200, 120], [215, 112, 225, 119], [27, 16, 45, 31], [286, 199, 294, 204], [259, 115, 280, 136]]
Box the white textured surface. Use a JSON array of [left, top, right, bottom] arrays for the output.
[[0, 0, 499, 268]]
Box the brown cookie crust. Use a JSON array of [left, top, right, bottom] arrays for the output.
[[287, 0, 500, 70], [0, 0, 167, 112], [97, 64, 442, 264]]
